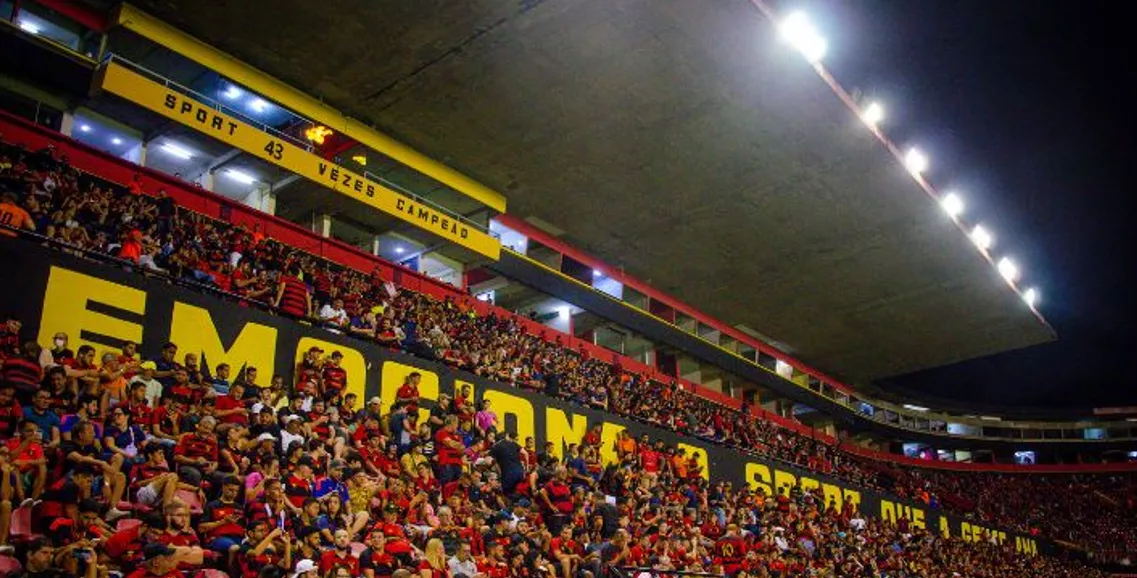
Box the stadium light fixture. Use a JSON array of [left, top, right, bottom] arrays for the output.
[[970, 225, 993, 251], [779, 12, 827, 63], [160, 142, 193, 160], [394, 246, 404, 254], [18, 21, 40, 34], [79, 124, 91, 133], [223, 85, 243, 100], [249, 98, 269, 113], [111, 137, 123, 145], [1022, 287, 1039, 307], [593, 269, 603, 277], [902, 404, 929, 412], [558, 306, 571, 318], [861, 101, 884, 127], [225, 169, 256, 185], [904, 148, 928, 175], [997, 257, 1020, 283], [940, 192, 965, 218]]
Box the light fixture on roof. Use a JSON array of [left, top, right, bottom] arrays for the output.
[[557, 306, 571, 318], [79, 124, 92, 133], [223, 85, 243, 100], [224, 169, 256, 185], [111, 137, 123, 145], [249, 98, 269, 113], [970, 224, 994, 251], [394, 246, 404, 254], [904, 148, 929, 175], [1022, 287, 1039, 307], [593, 269, 603, 277], [861, 101, 884, 127], [779, 12, 827, 63], [997, 257, 1020, 283], [18, 21, 40, 34], [940, 192, 965, 218], [160, 142, 194, 160], [902, 404, 929, 412]]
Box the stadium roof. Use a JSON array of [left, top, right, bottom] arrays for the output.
[[122, 0, 1054, 383]]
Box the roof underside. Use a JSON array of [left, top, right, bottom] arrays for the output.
[[125, 0, 1054, 383]]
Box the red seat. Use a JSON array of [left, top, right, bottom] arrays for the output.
[[116, 518, 143, 532], [0, 555, 22, 577]]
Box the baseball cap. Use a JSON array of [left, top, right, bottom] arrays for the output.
[[256, 433, 276, 442], [292, 559, 317, 577], [139, 361, 157, 370], [368, 396, 382, 405]]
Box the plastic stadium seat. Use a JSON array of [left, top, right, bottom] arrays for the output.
[[350, 541, 367, 558], [175, 489, 205, 515], [8, 507, 34, 540], [0, 554, 21, 576], [116, 518, 143, 532]]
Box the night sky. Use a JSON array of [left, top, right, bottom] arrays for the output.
[[791, 1, 1137, 409]]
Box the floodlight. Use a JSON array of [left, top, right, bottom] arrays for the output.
[[997, 257, 1020, 282], [970, 225, 993, 251], [905, 148, 928, 175], [862, 101, 884, 126], [940, 192, 964, 218], [779, 12, 827, 62]]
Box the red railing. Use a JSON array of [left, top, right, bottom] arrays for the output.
[[6, 110, 1136, 475]]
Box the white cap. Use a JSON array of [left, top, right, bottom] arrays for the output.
[[292, 559, 316, 578], [256, 433, 276, 442]]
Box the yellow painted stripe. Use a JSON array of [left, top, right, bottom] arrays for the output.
[[98, 62, 500, 259], [114, 3, 508, 213]]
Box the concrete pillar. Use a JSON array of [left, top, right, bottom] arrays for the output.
[[261, 189, 276, 215], [137, 142, 148, 167], [313, 213, 332, 238], [60, 111, 74, 137], [200, 171, 215, 192], [372, 235, 382, 256]]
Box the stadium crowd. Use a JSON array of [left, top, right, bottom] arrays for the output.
[[0, 137, 1129, 577]]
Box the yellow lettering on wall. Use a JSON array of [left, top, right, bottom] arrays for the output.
[[820, 483, 844, 511], [598, 423, 625, 467], [939, 515, 951, 538], [171, 301, 276, 385], [292, 337, 366, 402], [482, 389, 534, 444], [545, 407, 588, 460], [799, 476, 820, 494], [910, 507, 926, 530], [379, 361, 439, 423], [961, 522, 974, 543], [745, 463, 772, 496], [880, 499, 897, 524], [678, 443, 709, 480], [773, 469, 798, 497], [842, 488, 862, 512], [38, 266, 145, 354], [454, 379, 475, 400]]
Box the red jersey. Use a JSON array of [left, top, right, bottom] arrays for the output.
[[320, 549, 360, 575], [322, 365, 348, 396]]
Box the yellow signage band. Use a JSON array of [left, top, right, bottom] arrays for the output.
[[114, 3, 507, 214], [96, 62, 501, 260]]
